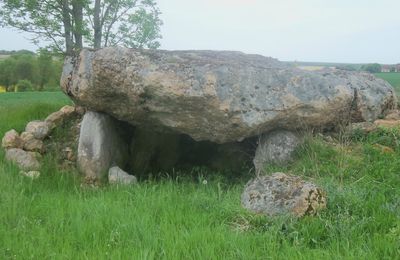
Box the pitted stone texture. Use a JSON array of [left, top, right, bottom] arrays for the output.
[[60, 105, 75, 115], [2, 129, 23, 149], [253, 130, 301, 173], [108, 166, 137, 185], [25, 121, 51, 140], [62, 47, 396, 143], [384, 109, 400, 120], [5, 148, 40, 171], [45, 105, 76, 129], [78, 111, 128, 180], [20, 132, 44, 153], [241, 173, 326, 217]]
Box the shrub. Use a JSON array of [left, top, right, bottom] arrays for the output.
[[15, 79, 33, 92], [7, 85, 15, 92]]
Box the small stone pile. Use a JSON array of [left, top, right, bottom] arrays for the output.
[[373, 109, 400, 128], [2, 105, 77, 178], [350, 109, 400, 133]]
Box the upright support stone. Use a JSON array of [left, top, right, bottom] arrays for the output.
[[253, 130, 301, 174], [78, 111, 128, 181]]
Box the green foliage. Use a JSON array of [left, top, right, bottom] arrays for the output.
[[361, 63, 382, 73], [15, 79, 33, 92], [0, 50, 62, 91], [114, 1, 163, 49], [0, 0, 163, 54], [0, 93, 399, 258]]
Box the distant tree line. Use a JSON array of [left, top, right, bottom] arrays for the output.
[[360, 63, 382, 73], [0, 50, 63, 92], [335, 63, 382, 73]]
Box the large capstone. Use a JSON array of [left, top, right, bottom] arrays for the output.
[[62, 47, 396, 144]]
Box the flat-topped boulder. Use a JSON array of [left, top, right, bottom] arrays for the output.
[[62, 47, 396, 143]]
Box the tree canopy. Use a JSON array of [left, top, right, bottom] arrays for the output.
[[0, 0, 163, 55], [361, 63, 382, 73], [0, 50, 63, 90]]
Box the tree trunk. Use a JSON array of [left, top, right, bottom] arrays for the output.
[[72, 0, 84, 50], [62, 0, 73, 55], [93, 0, 102, 49]]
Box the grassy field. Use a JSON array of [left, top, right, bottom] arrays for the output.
[[1, 92, 399, 259], [375, 72, 400, 94]]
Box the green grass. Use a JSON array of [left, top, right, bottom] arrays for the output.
[[1, 92, 399, 259], [375, 72, 400, 95]]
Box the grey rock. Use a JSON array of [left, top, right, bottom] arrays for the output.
[[60, 105, 76, 115], [25, 120, 51, 140], [108, 166, 137, 185], [348, 122, 378, 135], [2, 129, 23, 149], [77, 111, 128, 180], [253, 130, 301, 173], [62, 147, 75, 161], [61, 47, 396, 143], [384, 109, 400, 120], [5, 148, 40, 171], [45, 111, 65, 129], [45, 105, 76, 129], [20, 132, 44, 153], [241, 173, 326, 217]]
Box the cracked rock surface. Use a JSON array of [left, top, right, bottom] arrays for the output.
[[241, 173, 326, 217], [62, 47, 396, 143]]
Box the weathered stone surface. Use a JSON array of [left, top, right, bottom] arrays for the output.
[[25, 121, 51, 140], [2, 129, 23, 149], [20, 170, 41, 179], [108, 166, 137, 185], [46, 105, 76, 129], [350, 122, 378, 134], [61, 47, 396, 143], [253, 130, 301, 173], [384, 109, 400, 120], [373, 109, 400, 129], [374, 119, 400, 128], [5, 148, 40, 171], [45, 111, 64, 128], [62, 147, 75, 161], [20, 132, 44, 153], [241, 173, 326, 217], [78, 111, 128, 180], [60, 105, 75, 115]]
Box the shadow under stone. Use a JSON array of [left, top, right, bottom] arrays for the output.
[[125, 126, 256, 178]]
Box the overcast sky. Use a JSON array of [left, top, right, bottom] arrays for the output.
[[0, 0, 399, 63]]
